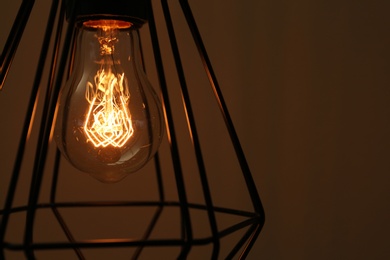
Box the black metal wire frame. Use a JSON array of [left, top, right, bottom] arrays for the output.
[[0, 0, 265, 259], [0, 0, 35, 90]]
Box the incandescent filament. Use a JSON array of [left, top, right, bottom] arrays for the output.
[[84, 67, 134, 148]]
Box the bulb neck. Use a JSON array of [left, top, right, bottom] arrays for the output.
[[72, 23, 139, 71], [66, 0, 149, 27]]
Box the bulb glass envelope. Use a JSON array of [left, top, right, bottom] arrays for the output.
[[55, 18, 164, 183]]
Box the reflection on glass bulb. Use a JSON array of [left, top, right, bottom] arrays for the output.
[[55, 19, 163, 183]]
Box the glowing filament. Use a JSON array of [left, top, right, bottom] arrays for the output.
[[84, 68, 134, 147]]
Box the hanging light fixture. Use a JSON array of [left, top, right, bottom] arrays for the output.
[[0, 0, 265, 259]]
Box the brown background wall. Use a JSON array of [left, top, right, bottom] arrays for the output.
[[1, 0, 390, 259]]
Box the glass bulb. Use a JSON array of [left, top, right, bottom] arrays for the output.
[[55, 20, 163, 183]]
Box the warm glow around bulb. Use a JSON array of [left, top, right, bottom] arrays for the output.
[[84, 68, 134, 148], [83, 20, 132, 30]]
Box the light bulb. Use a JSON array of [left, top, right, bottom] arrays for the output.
[[55, 19, 163, 183]]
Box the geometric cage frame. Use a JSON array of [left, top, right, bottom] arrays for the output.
[[0, 0, 265, 259]]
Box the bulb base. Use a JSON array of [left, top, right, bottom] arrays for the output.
[[66, 0, 149, 26]]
